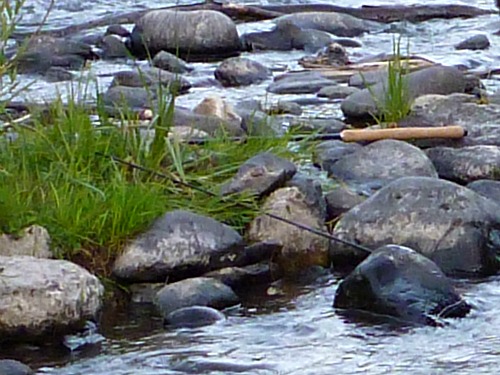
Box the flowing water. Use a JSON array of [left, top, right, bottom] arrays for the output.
[[5, 0, 500, 374]]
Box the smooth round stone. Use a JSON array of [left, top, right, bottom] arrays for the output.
[[165, 306, 226, 328]]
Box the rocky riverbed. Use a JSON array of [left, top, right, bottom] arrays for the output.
[[3, 0, 500, 374]]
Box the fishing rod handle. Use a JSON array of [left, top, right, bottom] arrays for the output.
[[341, 125, 466, 142]]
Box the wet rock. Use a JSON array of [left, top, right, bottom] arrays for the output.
[[300, 42, 350, 67], [322, 139, 438, 191], [289, 118, 346, 134], [129, 283, 165, 304], [0, 256, 104, 341], [267, 101, 302, 116], [152, 51, 193, 74], [193, 95, 241, 125], [325, 185, 366, 220], [45, 67, 74, 82], [455, 34, 490, 50], [100, 35, 129, 59], [286, 173, 327, 220], [173, 107, 244, 136], [112, 210, 246, 283], [317, 85, 360, 99], [165, 306, 226, 328], [101, 85, 154, 110], [341, 66, 466, 119], [110, 67, 191, 94], [275, 11, 377, 37], [155, 277, 239, 317], [331, 176, 500, 277], [348, 68, 388, 88], [332, 38, 362, 48], [334, 245, 471, 326], [467, 180, 500, 203], [241, 21, 333, 52], [214, 57, 271, 87], [128, 10, 241, 61], [267, 71, 335, 94], [220, 152, 297, 197], [105, 24, 130, 37], [0, 359, 33, 375], [426, 146, 500, 184], [248, 186, 330, 275], [313, 140, 362, 174], [15, 35, 95, 74], [0, 225, 52, 258], [204, 263, 277, 290]]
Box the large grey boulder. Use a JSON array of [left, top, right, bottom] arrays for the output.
[[0, 256, 104, 341], [221, 152, 297, 197], [275, 12, 377, 37], [154, 277, 239, 317], [426, 146, 500, 184], [331, 177, 500, 277], [0, 225, 52, 258], [321, 139, 438, 191], [248, 187, 330, 275], [0, 359, 33, 375], [334, 245, 471, 326], [127, 10, 241, 61], [112, 210, 246, 283], [214, 57, 271, 87], [341, 66, 466, 119]]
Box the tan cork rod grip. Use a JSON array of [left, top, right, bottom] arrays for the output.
[[340, 126, 466, 143]]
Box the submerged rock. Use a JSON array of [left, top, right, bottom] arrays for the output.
[[165, 306, 226, 328], [0, 359, 33, 375], [214, 57, 271, 87], [112, 210, 246, 283], [155, 277, 239, 317], [221, 152, 297, 197], [455, 34, 490, 50], [127, 10, 241, 61], [248, 186, 330, 275], [331, 176, 500, 277], [0, 256, 104, 342], [334, 245, 471, 326]]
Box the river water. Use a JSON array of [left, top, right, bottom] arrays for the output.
[[6, 0, 500, 374]]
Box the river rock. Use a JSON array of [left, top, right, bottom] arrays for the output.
[[334, 245, 471, 326], [214, 57, 271, 87], [129, 283, 165, 304], [426, 146, 500, 184], [204, 263, 276, 290], [0, 225, 52, 258], [173, 107, 244, 136], [289, 117, 346, 134], [0, 359, 33, 375], [455, 34, 490, 50], [325, 185, 366, 220], [322, 139, 438, 191], [348, 68, 388, 88], [193, 95, 242, 125], [164, 306, 226, 328], [266, 101, 302, 116], [45, 67, 74, 82], [127, 10, 241, 61], [241, 21, 333, 52], [247, 186, 330, 275], [286, 173, 327, 220], [317, 85, 360, 99], [275, 12, 377, 37], [152, 51, 193, 74], [313, 140, 362, 174], [102, 85, 154, 110], [341, 66, 466, 119], [105, 24, 130, 38], [100, 35, 129, 59], [467, 180, 500, 203], [112, 210, 246, 283], [154, 277, 239, 317], [331, 176, 500, 277], [110, 67, 191, 94], [220, 152, 297, 197], [267, 71, 336, 94], [0, 256, 104, 341]]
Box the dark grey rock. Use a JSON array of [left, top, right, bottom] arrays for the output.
[[285, 173, 327, 220], [325, 185, 366, 220], [331, 176, 500, 277], [204, 262, 277, 290], [165, 306, 226, 328], [100, 35, 129, 59], [45, 67, 74, 82], [0, 359, 33, 375], [155, 277, 239, 317], [332, 38, 362, 48], [348, 68, 388, 88], [341, 66, 466, 119], [455, 34, 490, 50], [268, 101, 302, 116], [105, 24, 131, 37], [467, 180, 500, 203], [220, 152, 297, 197], [112, 210, 246, 283], [152, 51, 193, 74], [289, 118, 346, 134], [317, 85, 360, 99], [110, 67, 191, 94], [101, 85, 154, 109], [267, 71, 335, 94], [128, 10, 241, 61], [313, 140, 362, 173], [129, 283, 165, 304], [426, 146, 500, 184], [275, 11, 378, 37], [173, 107, 244, 136], [215, 57, 271, 87], [321, 139, 438, 191], [334, 245, 471, 326]]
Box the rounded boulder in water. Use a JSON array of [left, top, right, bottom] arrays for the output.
[[0, 359, 33, 375], [165, 306, 226, 328]]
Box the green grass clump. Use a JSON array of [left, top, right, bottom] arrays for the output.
[[0, 98, 299, 276]]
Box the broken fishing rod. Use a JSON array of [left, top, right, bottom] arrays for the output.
[[96, 153, 372, 254]]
